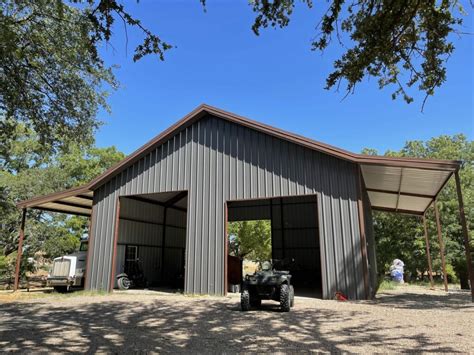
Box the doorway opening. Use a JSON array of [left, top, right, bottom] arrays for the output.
[[113, 191, 188, 292], [227, 195, 322, 298]]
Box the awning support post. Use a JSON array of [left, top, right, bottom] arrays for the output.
[[434, 201, 448, 292], [454, 171, 474, 302], [14, 208, 27, 291], [422, 215, 435, 289]]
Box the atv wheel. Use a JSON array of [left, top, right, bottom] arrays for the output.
[[289, 285, 295, 307], [117, 276, 131, 290], [241, 290, 251, 311], [250, 293, 261, 307], [280, 284, 290, 312]]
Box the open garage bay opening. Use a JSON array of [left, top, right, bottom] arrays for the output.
[[227, 195, 322, 298], [113, 191, 188, 291]]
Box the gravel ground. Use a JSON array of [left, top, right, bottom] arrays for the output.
[[0, 285, 472, 353]]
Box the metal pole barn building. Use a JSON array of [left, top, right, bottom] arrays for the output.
[[16, 104, 473, 301]]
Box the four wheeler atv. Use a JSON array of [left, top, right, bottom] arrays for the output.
[[241, 261, 294, 312]]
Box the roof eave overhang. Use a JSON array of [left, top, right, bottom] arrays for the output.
[[16, 104, 462, 217]]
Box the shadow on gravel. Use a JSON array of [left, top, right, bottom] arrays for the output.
[[374, 289, 472, 310], [0, 293, 464, 353]]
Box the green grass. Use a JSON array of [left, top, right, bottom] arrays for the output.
[[377, 280, 399, 291]]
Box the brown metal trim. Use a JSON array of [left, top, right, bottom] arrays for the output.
[[35, 206, 91, 217], [17, 105, 460, 209], [224, 201, 228, 296], [356, 165, 370, 300], [422, 215, 435, 289], [356, 158, 459, 171], [81, 104, 459, 190], [84, 204, 95, 291], [13, 209, 27, 291], [280, 197, 286, 259], [366, 188, 433, 199], [434, 202, 448, 292], [454, 171, 474, 302], [371, 206, 424, 216], [270, 199, 275, 264], [126, 195, 187, 213], [109, 197, 121, 292]]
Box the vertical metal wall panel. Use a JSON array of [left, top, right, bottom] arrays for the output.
[[87, 114, 365, 298], [363, 185, 377, 295]]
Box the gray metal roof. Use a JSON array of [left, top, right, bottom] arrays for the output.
[[361, 165, 452, 215], [17, 104, 460, 216]]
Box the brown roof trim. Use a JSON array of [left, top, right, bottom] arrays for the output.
[[86, 104, 461, 190], [17, 104, 462, 208]]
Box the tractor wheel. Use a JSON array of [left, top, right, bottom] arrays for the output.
[[250, 293, 261, 307], [117, 276, 131, 290], [241, 290, 251, 311], [280, 284, 290, 312], [289, 285, 295, 307]]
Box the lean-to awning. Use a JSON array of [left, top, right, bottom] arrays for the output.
[[16, 185, 93, 217], [360, 162, 456, 215]]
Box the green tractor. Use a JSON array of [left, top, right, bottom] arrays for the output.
[[241, 261, 294, 312]]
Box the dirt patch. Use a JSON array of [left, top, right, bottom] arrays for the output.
[[0, 286, 472, 353]]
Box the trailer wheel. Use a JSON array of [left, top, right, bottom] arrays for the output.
[[280, 284, 290, 312]]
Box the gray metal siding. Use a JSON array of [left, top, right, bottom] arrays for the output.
[[87, 114, 365, 299]]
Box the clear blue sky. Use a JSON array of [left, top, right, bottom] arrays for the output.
[[96, 0, 473, 156]]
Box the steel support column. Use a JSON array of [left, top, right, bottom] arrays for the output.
[[84, 215, 93, 289], [13, 209, 27, 291], [454, 171, 474, 302], [280, 198, 286, 259], [422, 215, 435, 289], [224, 202, 228, 296], [434, 202, 448, 292]]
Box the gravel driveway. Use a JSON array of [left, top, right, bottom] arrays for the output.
[[0, 286, 472, 353]]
